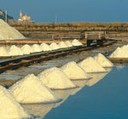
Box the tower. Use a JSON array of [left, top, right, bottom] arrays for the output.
[[19, 10, 23, 18]]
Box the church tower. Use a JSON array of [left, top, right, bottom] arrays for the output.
[[19, 10, 23, 18]]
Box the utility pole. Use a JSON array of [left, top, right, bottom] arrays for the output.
[[55, 15, 58, 23], [5, 10, 7, 22]]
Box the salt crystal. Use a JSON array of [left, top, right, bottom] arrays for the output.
[[50, 43, 60, 50], [8, 45, 23, 56], [0, 47, 9, 56], [31, 44, 42, 53], [72, 39, 83, 46], [78, 57, 106, 73], [40, 43, 52, 51], [0, 19, 25, 40], [64, 40, 73, 47], [38, 67, 76, 89], [110, 45, 128, 58], [58, 41, 68, 48], [94, 53, 113, 67], [61, 61, 90, 80], [0, 85, 29, 119], [21, 44, 33, 54], [9, 74, 59, 104]]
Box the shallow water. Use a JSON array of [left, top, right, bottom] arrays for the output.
[[43, 65, 128, 119]]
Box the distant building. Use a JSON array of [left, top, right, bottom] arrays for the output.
[[18, 10, 31, 22], [0, 9, 14, 22]]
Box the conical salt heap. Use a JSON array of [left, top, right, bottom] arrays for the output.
[[50, 43, 60, 50], [110, 47, 121, 58], [21, 44, 33, 54], [61, 61, 90, 80], [0, 85, 29, 119], [110, 45, 128, 58], [40, 43, 52, 51], [0, 47, 9, 56], [38, 67, 76, 89], [0, 19, 25, 40], [72, 39, 83, 46], [58, 41, 68, 48], [94, 53, 113, 67], [31, 44, 42, 53], [78, 57, 106, 73], [65, 40, 73, 47], [8, 45, 23, 56], [9, 74, 59, 104]]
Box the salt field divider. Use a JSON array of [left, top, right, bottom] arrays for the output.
[[0, 40, 116, 73]]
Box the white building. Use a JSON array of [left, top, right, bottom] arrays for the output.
[[18, 10, 31, 22]]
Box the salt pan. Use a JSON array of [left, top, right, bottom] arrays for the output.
[[78, 57, 106, 73], [9, 74, 59, 104], [40, 43, 52, 51], [61, 61, 90, 80], [94, 53, 113, 67], [72, 39, 83, 46], [38, 67, 76, 89], [0, 85, 29, 119]]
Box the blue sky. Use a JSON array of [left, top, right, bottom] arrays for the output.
[[0, 0, 127, 22]]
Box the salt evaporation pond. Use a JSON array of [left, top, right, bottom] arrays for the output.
[[44, 65, 128, 119]]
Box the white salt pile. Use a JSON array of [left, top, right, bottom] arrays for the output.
[[58, 41, 68, 48], [21, 44, 33, 54], [40, 43, 52, 51], [110, 45, 128, 58], [72, 39, 83, 46], [0, 85, 29, 119], [94, 53, 113, 67], [65, 40, 73, 47], [9, 74, 59, 104], [38, 67, 76, 89], [0, 19, 25, 40], [50, 43, 60, 50], [8, 45, 23, 56], [61, 61, 90, 80], [31, 44, 42, 53], [0, 47, 9, 56], [78, 57, 106, 73]]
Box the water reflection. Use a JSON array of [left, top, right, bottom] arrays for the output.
[[115, 64, 126, 70], [53, 89, 75, 108], [71, 79, 88, 95], [86, 69, 111, 87], [22, 103, 55, 118]]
